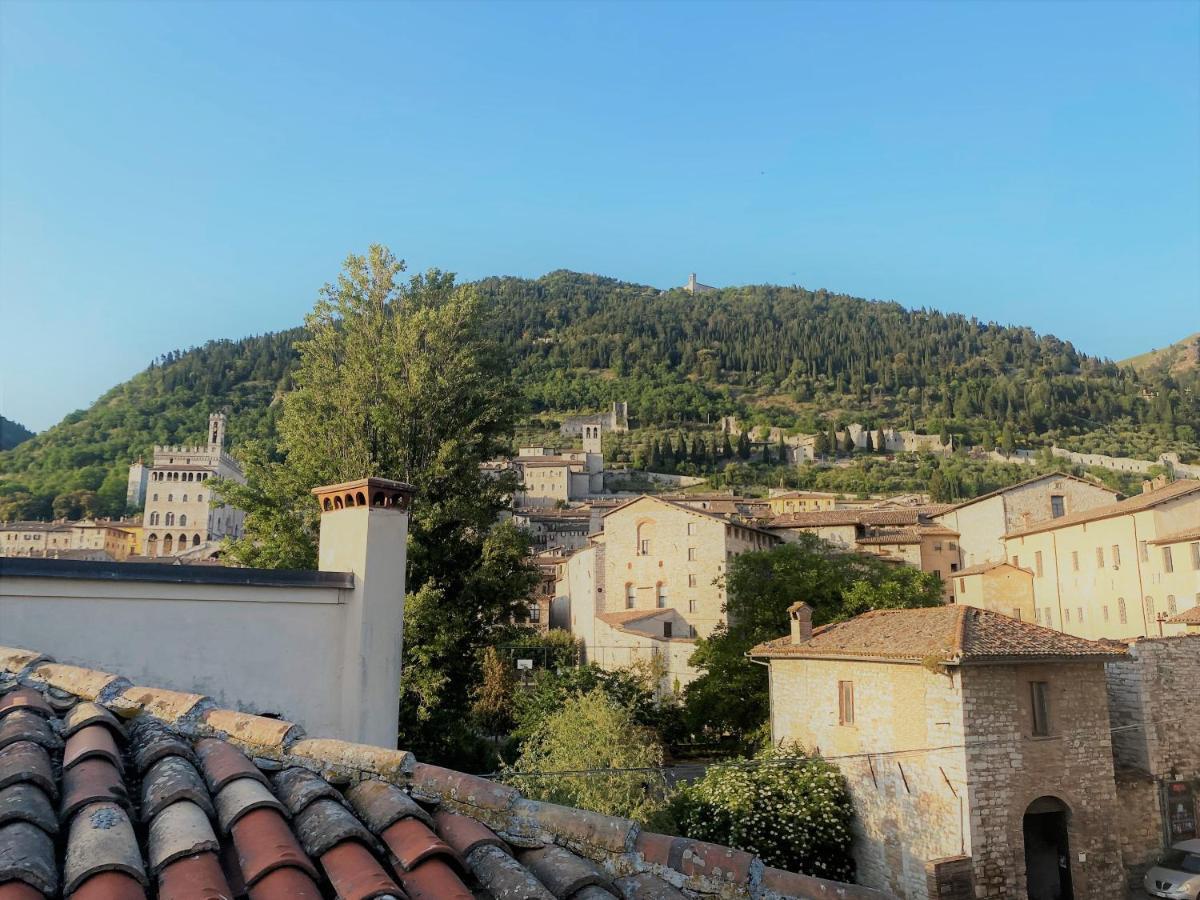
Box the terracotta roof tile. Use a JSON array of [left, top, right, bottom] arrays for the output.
[[60, 759, 130, 821], [140, 756, 214, 822], [752, 605, 1129, 664], [246, 865, 323, 900], [146, 801, 220, 873], [128, 718, 196, 773], [272, 767, 348, 817], [195, 738, 271, 794], [318, 840, 404, 900], [214, 779, 288, 834], [1150, 526, 1200, 545], [230, 808, 320, 886], [0, 879, 46, 900], [464, 844, 554, 900], [432, 810, 506, 858], [0, 649, 45, 676], [202, 709, 299, 754], [0, 820, 58, 894], [395, 857, 474, 900], [63, 725, 123, 773], [293, 799, 378, 859], [952, 560, 1032, 577], [379, 817, 460, 872], [70, 870, 148, 900], [0, 783, 57, 834], [1005, 478, 1200, 538], [156, 852, 231, 900], [347, 780, 434, 832], [27, 664, 123, 702], [63, 703, 128, 741], [1166, 605, 1200, 625], [62, 802, 148, 894], [518, 845, 609, 896], [0, 689, 54, 721], [0, 742, 56, 798], [119, 686, 205, 724], [0, 712, 61, 753]]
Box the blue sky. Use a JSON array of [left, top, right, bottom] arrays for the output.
[[2, 0, 1197, 432]]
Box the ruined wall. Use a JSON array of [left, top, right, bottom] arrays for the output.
[[961, 661, 1125, 900]]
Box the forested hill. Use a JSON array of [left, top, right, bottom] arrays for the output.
[[2, 271, 1195, 519], [0, 416, 35, 451]]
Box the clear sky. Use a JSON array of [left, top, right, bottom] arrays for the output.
[[2, 0, 1198, 432]]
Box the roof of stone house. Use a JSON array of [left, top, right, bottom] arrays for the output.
[[952, 560, 1033, 578], [595, 609, 672, 628], [1149, 526, 1200, 545], [515, 507, 594, 520], [938, 472, 1116, 514], [766, 509, 933, 528], [514, 457, 583, 469], [0, 648, 881, 900], [1166, 605, 1200, 625], [600, 496, 781, 539], [749, 606, 1128, 665], [0, 522, 75, 533], [854, 525, 959, 546], [1004, 479, 1200, 539]]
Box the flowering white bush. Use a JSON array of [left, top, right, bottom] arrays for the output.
[[671, 744, 855, 880]]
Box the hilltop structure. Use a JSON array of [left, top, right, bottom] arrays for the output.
[[134, 413, 246, 558], [559, 401, 629, 435], [682, 273, 717, 294]]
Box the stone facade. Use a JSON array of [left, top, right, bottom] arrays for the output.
[[559, 401, 629, 435], [951, 563, 1036, 623], [139, 413, 246, 557]]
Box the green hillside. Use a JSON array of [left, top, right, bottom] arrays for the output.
[[0, 416, 35, 452], [1121, 332, 1200, 380], [2, 271, 1196, 519]]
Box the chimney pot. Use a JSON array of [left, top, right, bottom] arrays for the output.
[[788, 601, 813, 644], [312, 477, 416, 513]]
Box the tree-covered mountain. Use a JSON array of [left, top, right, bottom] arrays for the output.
[[1, 271, 1196, 520], [0, 416, 35, 452]]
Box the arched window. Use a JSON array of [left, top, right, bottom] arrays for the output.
[[192, 534, 201, 547], [152, 494, 158, 502], [1145, 596, 1155, 618], [163, 535, 174, 554], [656, 583, 668, 608], [147, 534, 158, 556], [178, 533, 187, 547], [625, 584, 635, 609], [197, 494, 203, 502], [182, 495, 188, 503], [179, 514, 187, 526], [1168, 595, 1177, 615], [636, 520, 655, 557], [165, 512, 175, 526], [1118, 598, 1127, 624], [167, 494, 173, 502]]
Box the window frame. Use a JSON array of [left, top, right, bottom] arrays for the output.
[[837, 681, 855, 726]]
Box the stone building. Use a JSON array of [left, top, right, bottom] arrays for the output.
[[934, 473, 1118, 568], [561, 495, 779, 691], [559, 401, 629, 436], [510, 425, 605, 508], [752, 604, 1129, 900], [766, 490, 840, 515], [682, 272, 717, 294], [137, 413, 246, 557], [126, 458, 149, 508], [1104, 634, 1200, 888], [511, 506, 594, 553], [1003, 478, 1200, 639], [951, 560, 1036, 622], [0, 519, 140, 560]]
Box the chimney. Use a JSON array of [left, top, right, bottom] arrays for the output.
[[312, 477, 415, 746], [788, 601, 813, 644]]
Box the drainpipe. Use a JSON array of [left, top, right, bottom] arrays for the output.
[[1052, 532, 1065, 631], [1132, 517, 1150, 636]]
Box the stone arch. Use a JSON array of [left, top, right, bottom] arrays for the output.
[[372, 491, 385, 507], [355, 491, 366, 506], [333, 495, 344, 510], [192, 534, 201, 547], [165, 512, 175, 526], [323, 497, 333, 511], [179, 533, 187, 547], [179, 514, 187, 526], [344, 493, 356, 508], [164, 535, 174, 554]]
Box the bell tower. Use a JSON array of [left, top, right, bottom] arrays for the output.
[[208, 413, 226, 452]]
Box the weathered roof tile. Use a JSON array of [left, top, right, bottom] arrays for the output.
[[0, 783, 58, 834], [518, 845, 609, 898], [273, 766, 347, 817], [0, 648, 45, 676], [203, 709, 299, 753], [612, 873, 689, 899], [147, 800, 220, 872], [465, 844, 555, 900], [63, 725, 124, 772], [395, 857, 474, 900], [70, 870, 148, 900], [61, 758, 130, 822], [0, 742, 55, 798], [508, 799, 635, 854], [62, 802, 148, 894], [0, 689, 54, 721], [129, 718, 197, 773], [293, 798, 378, 859], [318, 840, 404, 900], [230, 807, 321, 886], [28, 664, 123, 702], [156, 851, 232, 900], [409, 763, 518, 814], [214, 778, 288, 834], [195, 737, 271, 793], [379, 817, 460, 872], [246, 864, 324, 900], [64, 702, 128, 740], [0, 711, 61, 753], [0, 820, 58, 895], [120, 686, 206, 723], [141, 756, 215, 822], [348, 780, 434, 832], [433, 809, 507, 859], [287, 739, 414, 783]]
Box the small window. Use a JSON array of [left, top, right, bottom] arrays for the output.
[[1118, 598, 1127, 624], [625, 584, 635, 609], [1096, 547, 1104, 568], [687, 624, 697, 638], [1071, 551, 1079, 572], [1139, 541, 1149, 562], [1064, 608, 1071, 623], [1112, 545, 1120, 568], [656, 584, 668, 608], [959, 578, 966, 593], [529, 604, 541, 623], [687, 522, 697, 536], [933, 541, 942, 551], [838, 681, 855, 725], [688, 573, 697, 587], [1030, 682, 1050, 736], [1146, 596, 1155, 618], [1035, 551, 1044, 577], [639, 539, 650, 556], [663, 622, 672, 638], [689, 597, 698, 613], [687, 547, 697, 562], [1012, 555, 1020, 568], [1045, 607, 1052, 625], [1050, 495, 1065, 518], [1077, 607, 1083, 622], [1191, 542, 1200, 571], [1035, 608, 1042, 624], [1168, 595, 1177, 615], [1102, 605, 1109, 622], [1012, 608, 1022, 621], [1163, 547, 1174, 573]]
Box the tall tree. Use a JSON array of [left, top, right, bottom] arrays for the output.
[[218, 246, 536, 765]]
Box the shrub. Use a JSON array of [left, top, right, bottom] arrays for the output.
[[670, 744, 855, 880]]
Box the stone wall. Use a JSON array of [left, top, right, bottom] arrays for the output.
[[960, 661, 1125, 900], [1114, 773, 1165, 890]]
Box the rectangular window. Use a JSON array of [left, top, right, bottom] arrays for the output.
[[1035, 551, 1044, 577], [1112, 545, 1121, 568], [838, 681, 855, 726], [639, 539, 650, 556], [687, 547, 697, 562], [1045, 607, 1052, 625], [689, 597, 698, 613], [1064, 608, 1071, 623], [688, 573, 697, 588], [687, 522, 697, 536], [1071, 551, 1079, 572], [1139, 540, 1149, 562], [933, 541, 942, 551], [687, 625, 697, 638], [663, 622, 672, 638], [1192, 542, 1200, 571], [1035, 608, 1042, 624], [1012, 555, 1020, 568], [528, 604, 540, 623], [1103, 605, 1109, 622], [1096, 547, 1104, 568], [1012, 608, 1022, 621], [1163, 547, 1174, 573], [1030, 682, 1050, 736], [1077, 607, 1083, 622], [1050, 495, 1065, 518], [959, 578, 966, 593]]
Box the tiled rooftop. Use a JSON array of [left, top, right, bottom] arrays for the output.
[[0, 647, 885, 900], [1149, 525, 1200, 545], [951, 560, 1032, 578], [765, 510, 934, 528], [854, 524, 958, 546], [1166, 605, 1200, 626], [940, 472, 1114, 513], [750, 606, 1129, 665], [1004, 478, 1200, 538]]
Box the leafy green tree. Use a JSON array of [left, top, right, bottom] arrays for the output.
[[218, 246, 536, 765], [875, 426, 887, 452], [505, 688, 671, 822], [471, 646, 516, 737], [683, 536, 942, 738], [736, 431, 751, 460], [721, 432, 734, 459], [671, 744, 854, 879]]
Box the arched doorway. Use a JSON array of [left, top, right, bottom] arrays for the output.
[[1023, 796, 1073, 900]]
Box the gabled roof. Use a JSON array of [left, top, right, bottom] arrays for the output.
[[1166, 605, 1200, 626], [750, 606, 1127, 665], [766, 509, 933, 528], [1149, 526, 1200, 545], [0, 646, 872, 900], [953, 560, 1033, 578], [600, 495, 781, 538], [939, 472, 1116, 514], [596, 608, 671, 627], [1005, 479, 1200, 539]]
